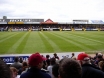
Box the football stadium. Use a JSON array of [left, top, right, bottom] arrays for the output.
[[1, 15, 104, 78], [0, 16, 104, 61], [1, 0, 104, 77], [0, 16, 104, 53]]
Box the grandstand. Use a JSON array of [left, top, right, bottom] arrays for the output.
[[0, 16, 104, 64], [0, 16, 104, 32]]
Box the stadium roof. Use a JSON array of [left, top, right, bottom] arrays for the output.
[[0, 16, 104, 24], [41, 19, 58, 24]]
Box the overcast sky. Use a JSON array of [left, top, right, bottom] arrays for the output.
[[0, 0, 104, 22]]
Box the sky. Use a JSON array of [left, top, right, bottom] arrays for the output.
[[0, 0, 104, 22]]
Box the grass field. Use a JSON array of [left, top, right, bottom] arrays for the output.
[[0, 31, 104, 54]]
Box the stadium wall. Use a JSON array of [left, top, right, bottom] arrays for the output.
[[0, 52, 84, 64]]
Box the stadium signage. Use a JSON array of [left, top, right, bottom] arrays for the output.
[[24, 22, 40, 24], [0, 22, 7, 24], [0, 52, 84, 64], [73, 20, 88, 24], [15, 22, 24, 24], [8, 22, 15, 24], [91, 20, 104, 24], [6, 19, 44, 22], [1, 56, 29, 64]]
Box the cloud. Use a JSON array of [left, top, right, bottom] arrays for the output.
[[0, 0, 104, 22]]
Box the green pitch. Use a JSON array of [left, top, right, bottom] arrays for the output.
[[0, 31, 104, 54]]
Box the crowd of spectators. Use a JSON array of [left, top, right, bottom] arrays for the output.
[[1, 24, 104, 31], [0, 52, 104, 78]]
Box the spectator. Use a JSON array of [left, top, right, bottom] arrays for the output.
[[46, 59, 50, 68], [10, 57, 22, 70], [98, 61, 104, 72], [71, 53, 76, 60], [10, 67, 18, 78], [89, 56, 96, 66], [0, 59, 11, 78], [41, 55, 47, 70], [59, 58, 82, 78], [95, 53, 104, 66], [47, 58, 56, 78], [46, 55, 50, 67], [20, 53, 51, 78], [77, 53, 104, 78], [21, 61, 29, 74], [22, 62, 28, 71], [53, 53, 59, 60], [19, 57, 23, 63], [94, 53, 98, 60], [52, 64, 59, 78], [46, 55, 50, 60]]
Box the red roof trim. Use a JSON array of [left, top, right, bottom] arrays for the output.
[[41, 19, 58, 24], [45, 19, 53, 23]]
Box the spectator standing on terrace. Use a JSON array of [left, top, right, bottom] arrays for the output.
[[0, 59, 11, 78], [20, 53, 51, 78], [58, 58, 82, 78], [77, 53, 104, 78], [71, 53, 76, 60], [94, 53, 104, 66], [21, 61, 29, 74], [41, 55, 47, 70], [19, 57, 23, 63], [10, 67, 18, 78], [53, 53, 59, 60], [52, 64, 59, 78], [47, 58, 56, 78], [98, 61, 104, 72], [94, 53, 98, 60], [46, 55, 50, 68], [10, 57, 22, 70]]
